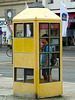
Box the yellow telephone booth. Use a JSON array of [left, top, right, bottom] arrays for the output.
[[13, 1, 63, 98]]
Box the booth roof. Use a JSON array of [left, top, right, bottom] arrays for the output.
[[13, 8, 61, 21]]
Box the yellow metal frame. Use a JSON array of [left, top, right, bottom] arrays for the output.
[[13, 21, 37, 97], [36, 20, 63, 98]]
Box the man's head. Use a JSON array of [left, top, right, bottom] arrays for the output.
[[41, 34, 48, 45]]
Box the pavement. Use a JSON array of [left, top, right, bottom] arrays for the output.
[[0, 46, 75, 100]]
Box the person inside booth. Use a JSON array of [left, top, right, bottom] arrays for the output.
[[40, 34, 52, 82]]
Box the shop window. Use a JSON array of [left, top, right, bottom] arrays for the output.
[[48, 0, 53, 4], [14, 23, 33, 38], [71, 0, 75, 2], [39, 23, 60, 83], [14, 68, 34, 83], [65, 29, 75, 46]]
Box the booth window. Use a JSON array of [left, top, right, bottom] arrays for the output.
[[24, 23, 33, 37], [14, 23, 24, 37], [14, 23, 33, 38], [24, 69, 34, 83], [14, 68, 24, 82], [14, 68, 34, 83], [39, 23, 60, 83]]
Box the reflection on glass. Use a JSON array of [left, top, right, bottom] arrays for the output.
[[14, 24, 24, 37], [24, 69, 34, 83], [24, 23, 33, 37], [51, 53, 57, 66], [16, 68, 24, 81], [39, 23, 49, 36], [50, 23, 60, 37], [51, 53, 60, 66], [14, 68, 34, 83], [39, 54, 42, 67], [50, 38, 60, 52], [39, 23, 60, 83], [14, 23, 33, 37], [51, 38, 59, 45], [52, 68, 59, 81]]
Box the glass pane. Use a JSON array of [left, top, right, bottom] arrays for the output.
[[39, 23, 49, 37], [52, 68, 60, 81], [39, 54, 42, 67], [50, 23, 60, 37], [15, 68, 24, 82], [14, 24, 24, 37], [39, 68, 49, 83], [40, 38, 49, 52], [24, 23, 33, 37], [40, 53, 49, 68], [50, 53, 60, 66], [24, 69, 34, 83], [50, 38, 60, 52]]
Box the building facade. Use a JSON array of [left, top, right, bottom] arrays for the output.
[[0, 0, 75, 46], [42, 0, 75, 46], [0, 0, 42, 45]]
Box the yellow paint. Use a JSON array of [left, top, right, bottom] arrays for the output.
[[38, 82, 62, 98], [60, 21, 63, 94], [24, 38, 34, 52], [13, 8, 61, 21], [14, 38, 24, 52], [24, 53, 35, 68], [14, 53, 24, 67], [13, 82, 35, 97], [13, 7, 63, 98]]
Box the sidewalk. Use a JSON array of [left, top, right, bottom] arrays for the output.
[[0, 78, 75, 100]]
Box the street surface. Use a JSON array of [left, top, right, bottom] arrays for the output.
[[63, 50, 75, 82], [0, 47, 13, 96], [63, 58, 75, 82], [0, 47, 13, 78], [0, 47, 75, 100]]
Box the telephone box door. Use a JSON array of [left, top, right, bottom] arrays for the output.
[[37, 22, 63, 98]]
